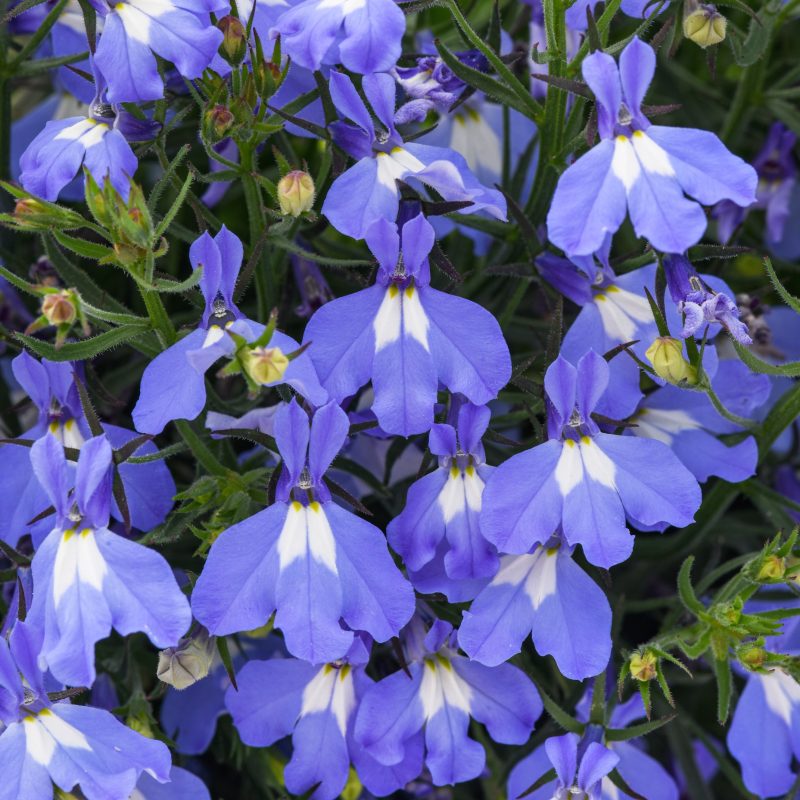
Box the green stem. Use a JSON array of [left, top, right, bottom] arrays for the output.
[[174, 420, 227, 477], [140, 289, 176, 348], [240, 144, 272, 322]]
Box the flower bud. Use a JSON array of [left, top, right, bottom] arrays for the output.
[[242, 345, 290, 385], [757, 554, 786, 582], [157, 628, 216, 690], [42, 291, 77, 326], [737, 644, 766, 670], [13, 198, 84, 231], [218, 15, 248, 65], [645, 337, 697, 385], [278, 170, 316, 217], [630, 650, 658, 682], [204, 105, 235, 144], [683, 5, 727, 48]]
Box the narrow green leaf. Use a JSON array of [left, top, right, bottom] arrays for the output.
[[714, 656, 733, 724], [606, 712, 677, 742], [155, 172, 194, 238], [732, 339, 800, 377], [538, 687, 585, 733], [53, 231, 114, 260], [764, 256, 800, 314], [677, 557, 706, 615], [15, 325, 148, 361], [217, 636, 238, 691], [518, 768, 557, 798]]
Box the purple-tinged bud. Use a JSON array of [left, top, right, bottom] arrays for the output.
[[203, 104, 235, 144], [218, 15, 248, 66], [157, 628, 216, 690]]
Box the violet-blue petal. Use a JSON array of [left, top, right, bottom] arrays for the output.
[[191, 505, 283, 635], [337, 0, 405, 73], [546, 733, 579, 786], [132, 328, 209, 435], [546, 139, 628, 256]]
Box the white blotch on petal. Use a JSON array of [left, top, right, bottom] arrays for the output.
[[760, 670, 800, 727], [492, 548, 559, 610], [555, 441, 583, 496], [373, 285, 431, 353], [300, 664, 357, 735], [438, 467, 484, 524], [202, 324, 226, 349], [277, 502, 338, 573], [25, 709, 92, 766], [579, 438, 617, 489], [555, 438, 617, 497], [419, 658, 472, 720], [402, 286, 430, 351], [53, 528, 108, 606], [450, 111, 503, 178], [611, 136, 641, 192], [317, 0, 367, 12], [634, 407, 701, 446], [631, 131, 676, 178], [595, 286, 654, 343]]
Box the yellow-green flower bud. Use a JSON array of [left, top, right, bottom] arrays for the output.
[[683, 5, 727, 48], [757, 554, 786, 582], [278, 170, 316, 217], [218, 15, 248, 65], [203, 104, 235, 144], [738, 644, 766, 670], [645, 337, 697, 385], [630, 650, 658, 682], [157, 629, 216, 690], [243, 346, 290, 385], [42, 291, 77, 326]]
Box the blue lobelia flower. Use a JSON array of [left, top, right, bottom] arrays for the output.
[[24, 433, 191, 687], [663, 254, 751, 344], [354, 616, 543, 787], [321, 71, 506, 240], [537, 256, 658, 419], [269, 0, 405, 74], [0, 623, 172, 800], [728, 617, 800, 798], [388, 399, 498, 582], [480, 350, 701, 569], [511, 733, 619, 800], [191, 399, 415, 663], [715, 122, 798, 247], [508, 695, 680, 800], [0, 351, 176, 547], [226, 635, 418, 800], [457, 539, 612, 680], [627, 358, 769, 484], [133, 767, 211, 800], [546, 37, 757, 257], [90, 0, 226, 103], [19, 64, 138, 202], [303, 213, 511, 436], [132, 226, 327, 435]]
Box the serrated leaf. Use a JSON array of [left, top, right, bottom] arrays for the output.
[[15, 325, 148, 361], [538, 687, 585, 733]]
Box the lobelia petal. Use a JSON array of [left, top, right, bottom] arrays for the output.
[[646, 126, 758, 207], [226, 659, 316, 746], [93, 528, 191, 647], [322, 156, 400, 240], [423, 287, 512, 404], [450, 657, 542, 744], [544, 356, 577, 430], [132, 328, 210, 435], [387, 468, 450, 572], [285, 710, 351, 800], [361, 72, 399, 136], [0, 723, 53, 800], [270, 1, 345, 73], [325, 502, 415, 642], [372, 334, 438, 437], [133, 766, 212, 800], [611, 741, 679, 800], [191, 504, 284, 635], [303, 285, 383, 401], [576, 742, 619, 791], [81, 125, 137, 199], [618, 37, 655, 125], [581, 51, 621, 140], [73, 436, 113, 528], [94, 11, 163, 103], [29, 434, 69, 521], [328, 70, 376, 139], [424, 700, 485, 785], [728, 672, 800, 797], [594, 433, 701, 529], [274, 400, 311, 487], [507, 745, 557, 800], [308, 401, 350, 484], [190, 231, 223, 315], [365, 217, 401, 275], [545, 733, 579, 786], [354, 663, 426, 766], [353, 730, 425, 796], [574, 350, 609, 421], [547, 139, 628, 257], [480, 440, 564, 553], [338, 0, 406, 73]]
